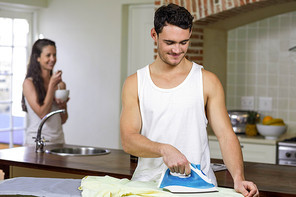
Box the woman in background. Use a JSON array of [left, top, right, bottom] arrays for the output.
[[22, 39, 68, 145]]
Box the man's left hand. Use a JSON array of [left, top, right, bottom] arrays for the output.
[[234, 180, 259, 197]]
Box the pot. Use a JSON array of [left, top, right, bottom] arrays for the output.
[[227, 110, 260, 134]]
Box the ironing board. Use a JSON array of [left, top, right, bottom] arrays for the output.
[[0, 177, 243, 197]]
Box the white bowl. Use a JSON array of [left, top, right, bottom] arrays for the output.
[[256, 124, 287, 140], [55, 89, 69, 102]]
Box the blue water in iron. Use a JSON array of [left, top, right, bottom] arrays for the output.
[[159, 163, 215, 189]]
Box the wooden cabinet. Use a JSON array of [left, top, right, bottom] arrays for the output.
[[208, 136, 276, 164]]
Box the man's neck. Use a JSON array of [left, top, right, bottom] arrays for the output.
[[148, 58, 193, 89], [151, 57, 191, 75]]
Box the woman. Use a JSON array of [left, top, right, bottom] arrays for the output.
[[22, 39, 69, 145]]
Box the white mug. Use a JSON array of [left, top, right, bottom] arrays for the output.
[[55, 89, 70, 102]]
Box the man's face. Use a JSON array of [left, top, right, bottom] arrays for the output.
[[153, 24, 191, 66]]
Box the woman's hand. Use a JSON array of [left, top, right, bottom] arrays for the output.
[[55, 97, 70, 109], [49, 70, 63, 90]]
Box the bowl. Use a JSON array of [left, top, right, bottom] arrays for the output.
[[256, 124, 287, 139], [55, 89, 69, 102]]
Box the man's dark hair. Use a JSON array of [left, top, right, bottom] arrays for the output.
[[154, 3, 194, 35]]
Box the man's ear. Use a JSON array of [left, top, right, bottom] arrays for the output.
[[189, 29, 192, 38], [151, 28, 158, 42]]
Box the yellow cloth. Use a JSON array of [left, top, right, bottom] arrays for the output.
[[79, 176, 243, 197], [79, 176, 172, 197]]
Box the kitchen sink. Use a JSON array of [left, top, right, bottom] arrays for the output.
[[45, 147, 110, 156]]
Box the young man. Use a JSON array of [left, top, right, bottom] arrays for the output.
[[120, 3, 259, 197]]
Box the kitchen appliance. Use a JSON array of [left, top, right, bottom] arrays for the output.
[[228, 110, 260, 134], [158, 163, 217, 193], [277, 137, 296, 166]]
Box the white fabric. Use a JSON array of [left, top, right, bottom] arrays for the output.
[[25, 97, 65, 145], [133, 62, 216, 186]]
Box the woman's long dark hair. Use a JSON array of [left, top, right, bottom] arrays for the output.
[[22, 39, 56, 112]]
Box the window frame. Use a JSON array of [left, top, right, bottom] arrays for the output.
[[0, 7, 35, 148]]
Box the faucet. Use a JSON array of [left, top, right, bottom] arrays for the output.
[[34, 109, 66, 152]]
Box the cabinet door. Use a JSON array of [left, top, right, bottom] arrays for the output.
[[240, 143, 276, 164], [209, 140, 222, 159], [209, 140, 276, 164]]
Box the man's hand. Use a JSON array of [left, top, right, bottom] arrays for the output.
[[161, 144, 191, 175], [234, 180, 259, 197]]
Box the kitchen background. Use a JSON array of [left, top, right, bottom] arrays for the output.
[[226, 11, 296, 136], [0, 0, 296, 149]]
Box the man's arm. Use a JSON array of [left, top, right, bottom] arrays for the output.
[[120, 73, 191, 175], [203, 70, 258, 197]]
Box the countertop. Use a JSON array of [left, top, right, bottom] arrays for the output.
[[0, 144, 296, 197], [208, 133, 296, 145]]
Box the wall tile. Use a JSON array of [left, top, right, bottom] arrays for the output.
[[226, 11, 296, 135], [163, 1, 295, 132]]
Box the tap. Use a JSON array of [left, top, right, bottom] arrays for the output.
[[34, 109, 66, 152]]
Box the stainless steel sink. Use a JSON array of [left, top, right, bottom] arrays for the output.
[[45, 147, 110, 156]]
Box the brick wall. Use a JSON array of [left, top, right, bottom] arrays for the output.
[[155, 0, 280, 21]]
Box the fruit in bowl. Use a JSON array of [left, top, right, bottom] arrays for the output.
[[256, 116, 287, 139]]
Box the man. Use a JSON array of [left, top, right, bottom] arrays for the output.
[[120, 3, 259, 197]]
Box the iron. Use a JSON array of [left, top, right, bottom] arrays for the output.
[[158, 163, 218, 193]]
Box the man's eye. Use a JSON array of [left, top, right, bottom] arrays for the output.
[[181, 41, 188, 45], [165, 41, 174, 45]]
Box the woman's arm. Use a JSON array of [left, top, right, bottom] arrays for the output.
[[23, 72, 62, 118], [23, 78, 55, 118], [55, 81, 69, 124]]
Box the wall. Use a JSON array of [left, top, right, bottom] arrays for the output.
[[37, 0, 154, 149], [0, 0, 47, 8], [226, 11, 296, 136]]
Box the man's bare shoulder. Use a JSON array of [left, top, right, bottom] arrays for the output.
[[202, 69, 224, 97], [202, 69, 221, 85], [124, 73, 137, 88], [122, 73, 138, 99]]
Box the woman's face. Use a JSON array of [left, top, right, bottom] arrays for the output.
[[37, 45, 56, 71]]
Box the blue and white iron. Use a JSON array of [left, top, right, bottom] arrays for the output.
[[158, 163, 218, 193]]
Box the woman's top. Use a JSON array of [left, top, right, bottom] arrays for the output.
[[24, 97, 65, 145]]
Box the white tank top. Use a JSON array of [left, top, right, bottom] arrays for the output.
[[25, 98, 65, 145], [132, 62, 217, 186]]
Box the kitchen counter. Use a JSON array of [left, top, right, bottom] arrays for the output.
[[0, 144, 295, 197], [208, 132, 296, 145]]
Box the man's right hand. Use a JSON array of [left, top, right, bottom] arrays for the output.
[[161, 144, 191, 175]]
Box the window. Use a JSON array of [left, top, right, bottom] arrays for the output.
[[0, 9, 33, 148]]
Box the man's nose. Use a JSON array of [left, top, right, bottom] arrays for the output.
[[172, 44, 181, 53]]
